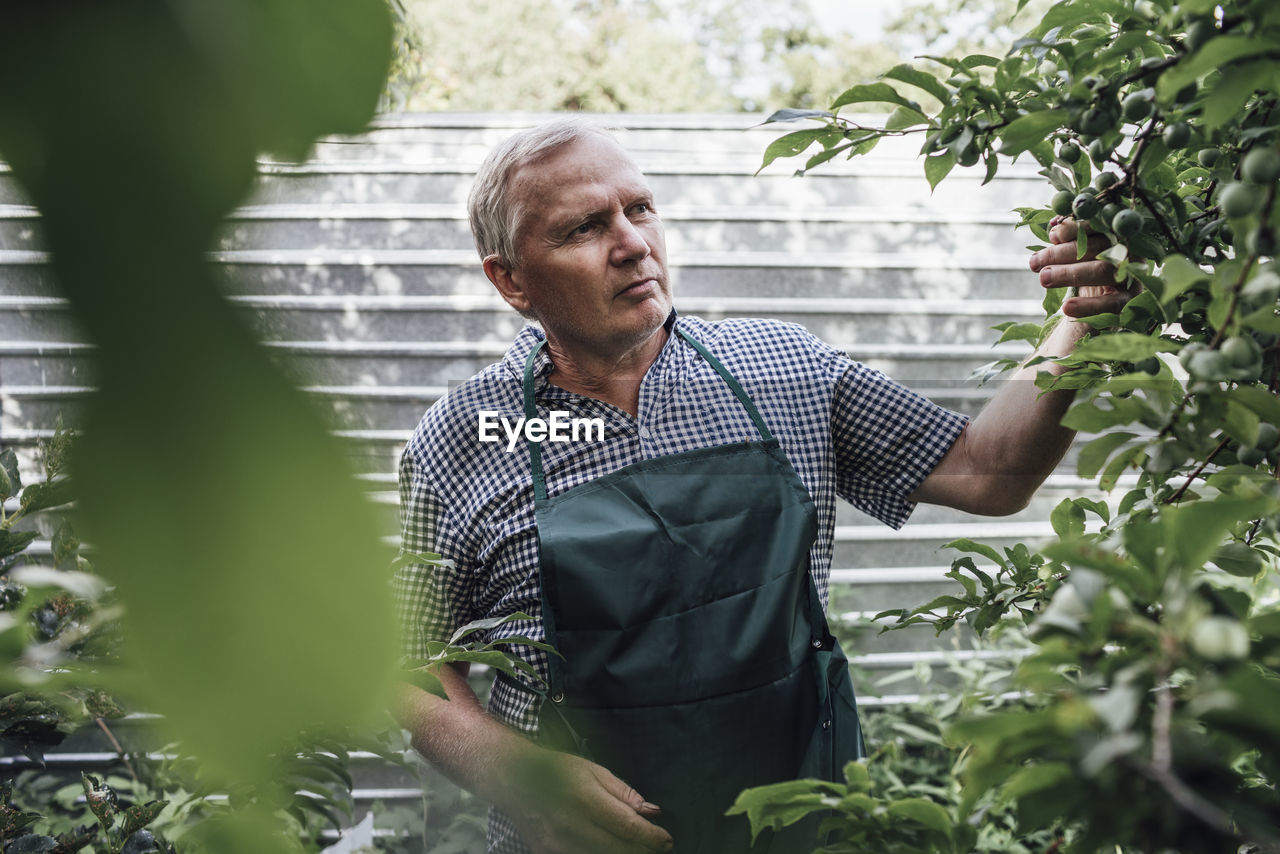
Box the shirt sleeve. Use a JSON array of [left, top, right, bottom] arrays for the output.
[[829, 357, 969, 529], [393, 443, 477, 662]]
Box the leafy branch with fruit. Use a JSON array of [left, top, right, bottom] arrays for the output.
[[742, 0, 1280, 850]]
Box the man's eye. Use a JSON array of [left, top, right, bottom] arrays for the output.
[[572, 221, 595, 235]]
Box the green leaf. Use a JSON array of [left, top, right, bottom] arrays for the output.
[[1221, 400, 1261, 447], [0, 449, 21, 500], [0, 530, 39, 559], [998, 110, 1067, 157], [886, 798, 954, 835], [924, 152, 957, 191], [725, 780, 844, 841], [1035, 0, 1124, 35], [1060, 397, 1145, 432], [763, 108, 833, 124], [1201, 62, 1280, 131], [1229, 385, 1280, 425], [992, 321, 1042, 345], [1157, 255, 1209, 306], [403, 668, 446, 699], [447, 611, 535, 645], [831, 82, 913, 110], [1000, 761, 1073, 802], [8, 567, 106, 600], [1077, 432, 1138, 478], [1168, 496, 1278, 574], [884, 105, 928, 130], [944, 538, 1009, 568], [1157, 35, 1280, 102], [1065, 332, 1174, 363], [882, 63, 950, 103], [1213, 542, 1263, 578], [19, 478, 74, 514], [1050, 498, 1086, 538], [121, 800, 168, 837], [759, 128, 829, 171]]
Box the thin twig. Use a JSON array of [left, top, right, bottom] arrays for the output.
[[95, 717, 138, 782], [1166, 436, 1229, 504]]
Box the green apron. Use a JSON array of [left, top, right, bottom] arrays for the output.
[[513, 327, 865, 853]]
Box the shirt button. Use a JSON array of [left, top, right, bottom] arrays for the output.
[[638, 425, 652, 439]]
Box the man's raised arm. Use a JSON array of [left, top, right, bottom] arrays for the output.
[[910, 219, 1135, 515]]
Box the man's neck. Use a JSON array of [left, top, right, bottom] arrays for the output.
[[542, 326, 669, 417]]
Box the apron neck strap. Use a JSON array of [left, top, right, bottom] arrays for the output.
[[674, 327, 775, 443], [522, 340, 548, 501], [520, 325, 776, 501]]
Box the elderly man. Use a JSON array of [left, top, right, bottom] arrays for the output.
[[393, 118, 1126, 854]]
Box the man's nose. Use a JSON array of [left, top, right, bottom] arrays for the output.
[[609, 216, 652, 265]]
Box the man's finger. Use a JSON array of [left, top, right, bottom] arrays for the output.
[[1030, 235, 1111, 272], [1037, 259, 1116, 288], [1063, 289, 1131, 318], [590, 766, 674, 851]]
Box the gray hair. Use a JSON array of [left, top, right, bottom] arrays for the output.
[[467, 118, 619, 269]]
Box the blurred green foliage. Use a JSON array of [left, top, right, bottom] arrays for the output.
[[746, 0, 1280, 849], [0, 1, 400, 849]]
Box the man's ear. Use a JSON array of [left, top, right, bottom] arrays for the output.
[[483, 254, 533, 315]]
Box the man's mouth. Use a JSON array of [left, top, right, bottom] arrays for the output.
[[618, 278, 657, 297]]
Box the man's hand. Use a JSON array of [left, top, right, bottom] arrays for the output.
[[503, 742, 674, 854], [395, 670, 671, 854], [1030, 216, 1137, 318]]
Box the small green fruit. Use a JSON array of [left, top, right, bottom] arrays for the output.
[[1197, 148, 1221, 168], [1162, 122, 1191, 149], [1220, 182, 1260, 218], [1179, 343, 1209, 371], [1122, 89, 1155, 122], [1242, 147, 1280, 184], [1079, 107, 1115, 136], [1094, 171, 1120, 191], [1073, 193, 1100, 220], [1187, 349, 1230, 381], [957, 144, 980, 167], [1135, 355, 1161, 375], [1222, 335, 1260, 368], [1059, 142, 1082, 163], [1238, 446, 1267, 467], [1256, 423, 1280, 451], [1089, 138, 1112, 165], [1190, 615, 1250, 661], [1113, 208, 1143, 238], [1052, 190, 1076, 216]]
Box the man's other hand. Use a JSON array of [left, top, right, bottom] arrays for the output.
[[1030, 216, 1138, 318], [505, 742, 674, 854]]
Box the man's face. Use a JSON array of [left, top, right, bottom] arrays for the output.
[[493, 134, 672, 359]]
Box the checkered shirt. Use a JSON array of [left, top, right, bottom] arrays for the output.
[[394, 312, 968, 853]]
